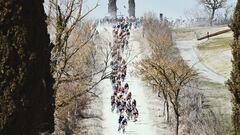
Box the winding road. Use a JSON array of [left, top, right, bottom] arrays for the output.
[[176, 40, 227, 84]]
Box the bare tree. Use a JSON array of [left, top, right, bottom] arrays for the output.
[[128, 0, 136, 17], [147, 58, 198, 135], [137, 59, 171, 122], [45, 0, 112, 100], [46, 0, 99, 89], [198, 0, 227, 26], [45, 0, 115, 133], [108, 0, 117, 18], [139, 13, 198, 135], [137, 13, 174, 122]]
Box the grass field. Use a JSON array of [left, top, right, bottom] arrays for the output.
[[175, 26, 233, 134], [172, 28, 193, 33], [197, 36, 233, 78], [195, 27, 233, 134], [199, 79, 233, 134], [197, 37, 232, 50]]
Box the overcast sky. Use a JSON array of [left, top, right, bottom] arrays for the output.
[[85, 0, 237, 19]]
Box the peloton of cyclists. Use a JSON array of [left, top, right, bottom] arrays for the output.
[[108, 17, 140, 133]]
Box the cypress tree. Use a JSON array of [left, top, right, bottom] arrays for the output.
[[0, 0, 55, 134], [227, 0, 240, 134]]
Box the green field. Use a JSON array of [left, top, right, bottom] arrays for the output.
[[197, 37, 233, 50], [196, 36, 233, 78], [172, 28, 193, 33]]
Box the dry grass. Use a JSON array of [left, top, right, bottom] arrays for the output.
[[197, 37, 232, 50], [199, 79, 233, 134], [197, 37, 232, 78]]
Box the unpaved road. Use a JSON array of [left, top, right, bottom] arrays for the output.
[[176, 40, 227, 84], [98, 26, 169, 135]]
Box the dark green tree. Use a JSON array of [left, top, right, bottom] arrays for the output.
[[0, 0, 55, 134], [227, 0, 240, 134], [128, 0, 136, 17], [108, 0, 117, 18]]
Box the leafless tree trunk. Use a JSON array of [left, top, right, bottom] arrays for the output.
[[128, 0, 135, 18], [162, 101, 170, 122], [209, 8, 216, 26], [162, 89, 170, 122], [108, 0, 117, 18]]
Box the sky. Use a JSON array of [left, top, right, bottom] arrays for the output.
[[84, 0, 237, 20]]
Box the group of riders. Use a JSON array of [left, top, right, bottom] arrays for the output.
[[109, 17, 139, 134], [95, 16, 143, 28]]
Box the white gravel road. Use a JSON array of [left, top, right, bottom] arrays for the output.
[[98, 25, 169, 135], [176, 40, 227, 84]]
